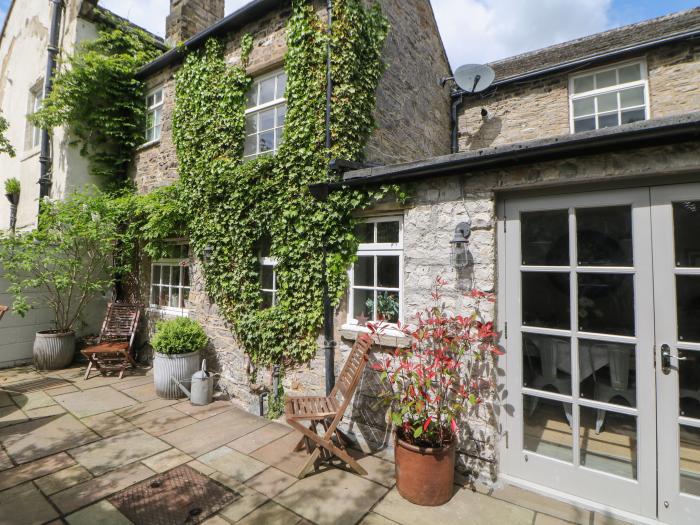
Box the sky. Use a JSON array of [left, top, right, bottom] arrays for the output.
[[1, 0, 698, 67]]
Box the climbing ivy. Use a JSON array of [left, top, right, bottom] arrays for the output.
[[0, 113, 15, 158], [172, 0, 393, 367], [31, 21, 162, 185]]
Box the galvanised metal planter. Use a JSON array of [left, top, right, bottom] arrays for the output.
[[33, 330, 76, 370], [395, 434, 456, 506], [153, 350, 200, 399]]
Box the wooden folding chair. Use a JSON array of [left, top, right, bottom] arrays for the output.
[[285, 333, 373, 478], [81, 303, 140, 380]]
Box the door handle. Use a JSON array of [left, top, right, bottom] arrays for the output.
[[661, 344, 687, 375]]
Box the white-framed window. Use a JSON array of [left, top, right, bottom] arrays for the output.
[[145, 87, 164, 144], [244, 69, 287, 159], [259, 238, 278, 308], [569, 61, 649, 133], [27, 86, 43, 150], [150, 243, 190, 313], [348, 217, 403, 326]]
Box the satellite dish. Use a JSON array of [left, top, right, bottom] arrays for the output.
[[453, 64, 496, 93]]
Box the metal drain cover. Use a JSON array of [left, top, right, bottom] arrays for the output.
[[109, 465, 240, 525]]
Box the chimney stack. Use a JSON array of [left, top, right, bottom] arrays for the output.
[[165, 0, 225, 46]]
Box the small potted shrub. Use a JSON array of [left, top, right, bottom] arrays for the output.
[[372, 277, 501, 506], [151, 317, 208, 399]]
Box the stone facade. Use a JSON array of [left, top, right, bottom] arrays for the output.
[[458, 41, 700, 151], [166, 0, 225, 46]]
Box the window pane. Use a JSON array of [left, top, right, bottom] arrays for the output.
[[618, 64, 641, 84], [576, 205, 633, 266], [245, 114, 257, 135], [680, 424, 700, 496], [244, 135, 257, 156], [580, 407, 637, 479], [159, 287, 168, 307], [579, 340, 636, 407], [598, 112, 619, 129], [353, 288, 373, 323], [376, 221, 400, 243], [275, 128, 283, 149], [595, 69, 617, 89], [262, 291, 274, 309], [259, 77, 275, 104], [674, 201, 700, 267], [574, 117, 596, 133], [578, 274, 634, 336], [522, 334, 571, 393], [259, 131, 274, 152], [172, 266, 181, 287], [169, 289, 180, 308], [355, 223, 374, 243], [677, 276, 700, 342], [151, 285, 159, 305], [354, 256, 374, 287], [573, 75, 594, 94], [522, 272, 570, 329], [620, 86, 644, 108], [523, 394, 573, 462], [260, 109, 275, 131], [152, 266, 160, 285], [182, 288, 190, 307], [276, 73, 287, 98], [573, 97, 595, 117], [183, 267, 190, 287], [377, 256, 399, 288], [261, 265, 274, 290], [621, 108, 645, 125], [147, 94, 155, 107], [678, 349, 700, 418], [521, 210, 569, 266], [596, 92, 618, 113], [276, 105, 287, 127], [246, 85, 258, 107], [376, 291, 399, 323]]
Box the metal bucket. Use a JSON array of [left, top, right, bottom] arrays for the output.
[[153, 351, 200, 399]]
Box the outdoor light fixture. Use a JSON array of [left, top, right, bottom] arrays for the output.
[[202, 244, 214, 264], [450, 220, 472, 268]]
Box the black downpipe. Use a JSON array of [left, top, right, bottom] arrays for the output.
[[323, 0, 335, 396], [39, 0, 64, 202], [450, 94, 463, 154]]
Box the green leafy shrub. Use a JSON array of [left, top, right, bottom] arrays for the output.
[[4, 178, 20, 195], [0, 113, 15, 158], [150, 317, 208, 355]]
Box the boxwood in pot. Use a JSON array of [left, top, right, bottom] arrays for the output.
[[151, 317, 208, 399]]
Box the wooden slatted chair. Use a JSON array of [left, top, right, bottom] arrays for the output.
[[285, 333, 374, 478], [81, 303, 140, 380]]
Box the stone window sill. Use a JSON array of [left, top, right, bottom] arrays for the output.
[[147, 306, 189, 319], [137, 139, 161, 152], [340, 323, 410, 348]]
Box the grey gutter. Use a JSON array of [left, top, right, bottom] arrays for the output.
[[331, 113, 700, 188], [136, 0, 285, 78], [452, 28, 700, 98]]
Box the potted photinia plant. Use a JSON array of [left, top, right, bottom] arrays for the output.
[[371, 276, 501, 506]]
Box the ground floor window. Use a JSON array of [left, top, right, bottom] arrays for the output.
[[150, 243, 190, 312], [348, 216, 403, 325]]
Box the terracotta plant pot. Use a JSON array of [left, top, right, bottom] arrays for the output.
[[395, 434, 456, 506], [33, 330, 76, 370]]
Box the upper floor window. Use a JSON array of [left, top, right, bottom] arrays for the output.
[[259, 237, 278, 308], [569, 61, 648, 133], [150, 243, 190, 313], [244, 69, 287, 159], [27, 86, 43, 150], [348, 217, 403, 326], [145, 87, 164, 144]]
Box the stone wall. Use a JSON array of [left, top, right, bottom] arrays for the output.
[[457, 41, 700, 151]]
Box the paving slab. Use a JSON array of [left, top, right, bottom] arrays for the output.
[[110, 375, 153, 391], [245, 467, 298, 499], [237, 500, 304, 525], [35, 464, 93, 495], [535, 513, 575, 525], [141, 448, 192, 473], [50, 462, 155, 515], [201, 515, 230, 525], [0, 392, 13, 408], [69, 429, 170, 476], [121, 382, 159, 403], [373, 485, 535, 525], [0, 405, 28, 428], [359, 513, 400, 525], [199, 446, 268, 483], [43, 384, 80, 396], [229, 422, 293, 454], [66, 375, 125, 391], [0, 482, 59, 525], [0, 367, 42, 385], [250, 430, 312, 476], [128, 406, 197, 436], [188, 459, 216, 475], [53, 386, 137, 418], [11, 391, 56, 411], [0, 449, 12, 471], [0, 413, 98, 464], [115, 397, 178, 419], [66, 500, 133, 525], [160, 408, 268, 457], [25, 404, 66, 420], [352, 452, 395, 488], [80, 411, 137, 438], [274, 468, 389, 525], [213, 473, 269, 522], [173, 399, 235, 420], [0, 452, 75, 491]]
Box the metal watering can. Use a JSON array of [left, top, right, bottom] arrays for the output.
[[172, 360, 214, 406]]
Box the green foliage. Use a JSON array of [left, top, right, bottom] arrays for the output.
[[0, 113, 15, 158], [4, 177, 20, 196], [150, 317, 208, 355], [171, 0, 391, 367], [31, 23, 161, 185], [0, 190, 128, 331]]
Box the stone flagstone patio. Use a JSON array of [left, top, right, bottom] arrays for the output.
[[0, 364, 630, 525]]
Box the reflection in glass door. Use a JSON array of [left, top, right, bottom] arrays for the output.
[[505, 189, 656, 519]]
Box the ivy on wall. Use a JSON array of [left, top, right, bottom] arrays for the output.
[[172, 0, 394, 367], [0, 113, 15, 158]]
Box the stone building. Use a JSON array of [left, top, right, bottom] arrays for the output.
[[338, 7, 700, 525]]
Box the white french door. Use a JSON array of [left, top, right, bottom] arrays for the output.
[[502, 183, 700, 523]]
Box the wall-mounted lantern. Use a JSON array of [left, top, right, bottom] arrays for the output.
[[450, 220, 472, 268]]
